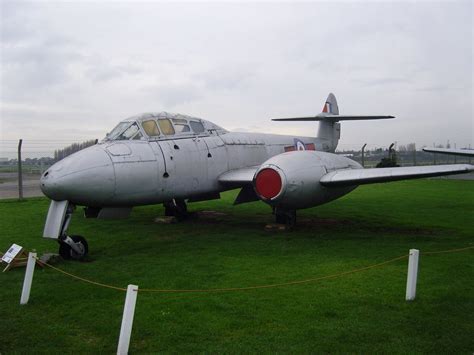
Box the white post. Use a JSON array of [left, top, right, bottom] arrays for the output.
[[20, 252, 37, 305], [117, 284, 139, 355], [406, 249, 419, 301]]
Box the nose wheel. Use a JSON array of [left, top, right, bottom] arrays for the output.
[[59, 235, 89, 260]]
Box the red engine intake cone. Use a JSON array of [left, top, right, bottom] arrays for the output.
[[255, 168, 282, 199]]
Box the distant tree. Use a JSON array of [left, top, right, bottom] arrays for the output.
[[406, 143, 416, 152], [54, 140, 97, 162]]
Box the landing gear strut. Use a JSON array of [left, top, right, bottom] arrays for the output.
[[274, 207, 296, 227], [164, 199, 188, 220], [57, 204, 89, 260]]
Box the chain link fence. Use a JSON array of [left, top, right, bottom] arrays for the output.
[[1, 139, 472, 199]]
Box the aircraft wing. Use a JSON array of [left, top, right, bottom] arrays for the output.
[[423, 147, 474, 157], [320, 164, 474, 187], [218, 166, 258, 186]]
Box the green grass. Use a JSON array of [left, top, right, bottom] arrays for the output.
[[0, 180, 473, 353]]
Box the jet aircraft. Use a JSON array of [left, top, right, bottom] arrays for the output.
[[40, 93, 473, 260]]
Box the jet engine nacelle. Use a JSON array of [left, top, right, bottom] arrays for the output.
[[253, 151, 360, 210]]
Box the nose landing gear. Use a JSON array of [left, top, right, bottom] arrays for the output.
[[59, 235, 89, 260], [57, 203, 89, 261]]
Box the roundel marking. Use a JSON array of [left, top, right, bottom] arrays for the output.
[[255, 168, 282, 199]]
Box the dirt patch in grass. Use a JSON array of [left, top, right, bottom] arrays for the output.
[[298, 217, 438, 236]]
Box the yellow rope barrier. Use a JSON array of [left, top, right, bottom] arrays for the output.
[[31, 245, 473, 294], [36, 257, 127, 292], [139, 255, 408, 293]]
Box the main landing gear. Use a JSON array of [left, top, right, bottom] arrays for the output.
[[57, 204, 89, 260], [274, 207, 297, 227], [163, 199, 188, 220]]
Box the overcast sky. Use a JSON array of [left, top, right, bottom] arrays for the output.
[[1, 0, 472, 158]]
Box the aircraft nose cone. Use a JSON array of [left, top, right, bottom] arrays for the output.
[[40, 145, 115, 204]]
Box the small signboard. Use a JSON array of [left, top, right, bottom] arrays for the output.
[[2, 244, 29, 272]]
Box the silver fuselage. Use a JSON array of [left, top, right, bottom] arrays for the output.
[[41, 130, 356, 207]]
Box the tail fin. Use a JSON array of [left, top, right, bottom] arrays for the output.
[[322, 93, 339, 115], [271, 93, 394, 152], [318, 93, 341, 152]]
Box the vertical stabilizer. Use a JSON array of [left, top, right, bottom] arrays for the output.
[[322, 93, 339, 115], [318, 93, 340, 151]]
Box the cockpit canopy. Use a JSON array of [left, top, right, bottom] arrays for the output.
[[104, 112, 227, 141]]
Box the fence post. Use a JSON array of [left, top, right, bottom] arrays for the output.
[[20, 252, 37, 305], [18, 139, 23, 200], [361, 143, 367, 167], [405, 249, 419, 301], [117, 284, 139, 355]]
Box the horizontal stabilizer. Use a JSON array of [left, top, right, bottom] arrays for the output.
[[272, 114, 394, 122], [423, 147, 474, 157], [320, 164, 474, 187]]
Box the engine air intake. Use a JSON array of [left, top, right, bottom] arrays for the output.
[[254, 168, 282, 200]]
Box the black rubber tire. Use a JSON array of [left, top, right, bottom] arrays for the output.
[[164, 199, 188, 219], [275, 209, 296, 227], [59, 235, 89, 260]]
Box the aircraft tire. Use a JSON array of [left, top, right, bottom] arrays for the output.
[[275, 209, 296, 227], [59, 235, 89, 260]]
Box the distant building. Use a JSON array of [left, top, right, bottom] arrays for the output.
[[0, 157, 8, 163]]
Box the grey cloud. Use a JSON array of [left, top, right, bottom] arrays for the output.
[[196, 66, 256, 91], [141, 84, 202, 108], [353, 77, 413, 87], [85, 63, 144, 83], [414, 85, 469, 93], [1, 41, 83, 100]]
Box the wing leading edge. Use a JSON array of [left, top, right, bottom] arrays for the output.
[[320, 164, 474, 187], [423, 147, 474, 157], [218, 166, 258, 186]]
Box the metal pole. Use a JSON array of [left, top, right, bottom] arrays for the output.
[[117, 284, 139, 355], [388, 143, 395, 164], [406, 249, 419, 301], [361, 143, 367, 167], [413, 144, 416, 166], [20, 252, 37, 305], [18, 139, 23, 200]]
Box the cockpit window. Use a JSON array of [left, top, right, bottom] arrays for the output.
[[107, 122, 130, 140], [190, 120, 205, 133], [172, 118, 188, 125], [174, 124, 191, 133], [158, 119, 175, 135], [142, 120, 160, 136], [116, 122, 141, 140]]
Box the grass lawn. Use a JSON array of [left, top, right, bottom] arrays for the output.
[[0, 179, 473, 353]]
